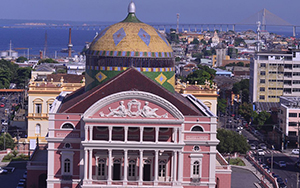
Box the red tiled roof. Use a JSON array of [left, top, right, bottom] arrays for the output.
[[59, 68, 204, 116]]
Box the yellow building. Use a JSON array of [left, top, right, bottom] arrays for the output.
[[27, 74, 85, 145], [179, 32, 204, 44], [175, 80, 219, 115]]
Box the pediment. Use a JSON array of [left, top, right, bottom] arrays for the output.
[[83, 91, 184, 120]]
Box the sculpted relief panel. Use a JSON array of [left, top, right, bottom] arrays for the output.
[[99, 99, 168, 118]]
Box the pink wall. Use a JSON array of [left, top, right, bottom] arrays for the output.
[[216, 173, 231, 188], [27, 170, 46, 188]]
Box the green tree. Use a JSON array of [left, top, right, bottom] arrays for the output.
[[16, 56, 28, 63], [217, 98, 227, 114], [175, 57, 181, 62], [217, 129, 249, 154], [192, 53, 202, 63], [232, 79, 249, 95], [13, 67, 32, 88], [253, 111, 271, 130], [237, 62, 244, 66], [56, 69, 67, 74], [186, 70, 210, 84], [190, 38, 199, 45], [238, 102, 256, 123], [0, 133, 15, 150], [203, 49, 212, 56], [234, 38, 246, 47], [167, 28, 179, 43], [38, 58, 59, 64], [200, 39, 207, 45]]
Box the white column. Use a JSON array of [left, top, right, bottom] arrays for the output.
[[108, 149, 112, 184], [124, 127, 128, 142], [154, 150, 159, 184], [139, 150, 143, 185], [84, 126, 88, 141], [140, 127, 144, 142], [89, 149, 92, 180], [109, 126, 112, 142], [178, 151, 183, 183], [84, 149, 88, 180], [173, 128, 178, 143], [89, 126, 93, 141], [124, 149, 128, 183], [155, 127, 159, 143], [173, 151, 178, 184], [171, 151, 174, 182], [179, 127, 183, 143]]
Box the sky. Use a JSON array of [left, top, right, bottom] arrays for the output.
[[1, 0, 300, 25]]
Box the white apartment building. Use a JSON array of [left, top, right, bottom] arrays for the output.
[[250, 50, 300, 103]]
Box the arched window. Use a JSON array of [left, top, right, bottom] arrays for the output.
[[193, 161, 200, 175], [158, 160, 166, 178], [191, 126, 204, 132], [62, 123, 74, 129], [98, 159, 106, 177], [128, 160, 136, 178], [204, 101, 212, 110], [64, 159, 71, 173], [35, 124, 41, 134]]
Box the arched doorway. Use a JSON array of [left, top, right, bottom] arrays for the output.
[[38, 173, 47, 188]]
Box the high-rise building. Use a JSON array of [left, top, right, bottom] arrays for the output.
[[250, 50, 300, 103]]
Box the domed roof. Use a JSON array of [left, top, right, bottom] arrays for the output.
[[88, 2, 173, 57]]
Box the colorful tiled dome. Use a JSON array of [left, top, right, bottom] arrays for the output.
[[85, 2, 175, 92]]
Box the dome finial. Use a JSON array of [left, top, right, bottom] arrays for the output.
[[128, 1, 136, 14]]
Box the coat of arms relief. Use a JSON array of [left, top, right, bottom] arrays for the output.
[[99, 99, 168, 118]]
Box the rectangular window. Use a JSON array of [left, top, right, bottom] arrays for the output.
[[260, 79, 265, 84], [289, 122, 297, 126], [259, 95, 265, 100], [260, 87, 265, 92], [35, 104, 42, 114], [289, 113, 297, 117], [289, 131, 297, 136], [260, 71, 266, 76], [260, 63, 266, 67]]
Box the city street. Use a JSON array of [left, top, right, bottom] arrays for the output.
[[231, 167, 259, 188], [0, 161, 27, 188], [263, 151, 300, 188]]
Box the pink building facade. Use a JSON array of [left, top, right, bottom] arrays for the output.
[[44, 69, 231, 188], [28, 3, 231, 188]]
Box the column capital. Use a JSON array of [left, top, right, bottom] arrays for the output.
[[124, 126, 128, 130], [85, 126, 88, 130], [155, 127, 159, 131], [139, 149, 143, 153], [124, 149, 128, 152]]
